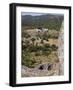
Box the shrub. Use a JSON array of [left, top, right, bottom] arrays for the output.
[[22, 52, 36, 68], [42, 51, 50, 56], [35, 51, 42, 56], [51, 44, 58, 51], [22, 31, 30, 38]]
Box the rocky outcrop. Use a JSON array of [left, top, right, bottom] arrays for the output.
[[21, 62, 60, 77]]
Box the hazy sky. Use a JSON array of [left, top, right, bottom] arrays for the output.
[[21, 12, 64, 16], [21, 12, 48, 16]]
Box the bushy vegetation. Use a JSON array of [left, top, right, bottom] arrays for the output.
[[22, 36, 58, 68], [22, 31, 31, 38], [22, 52, 36, 68]]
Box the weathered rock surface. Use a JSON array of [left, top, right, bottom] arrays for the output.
[[58, 21, 64, 75], [21, 62, 60, 77]]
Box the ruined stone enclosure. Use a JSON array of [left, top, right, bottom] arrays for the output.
[[21, 62, 60, 77]]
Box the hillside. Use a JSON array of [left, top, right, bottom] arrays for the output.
[[22, 14, 64, 30]]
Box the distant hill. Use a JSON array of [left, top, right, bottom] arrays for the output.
[[22, 14, 64, 30]]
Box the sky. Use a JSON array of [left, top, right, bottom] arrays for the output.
[[21, 12, 64, 16], [21, 12, 48, 16]]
